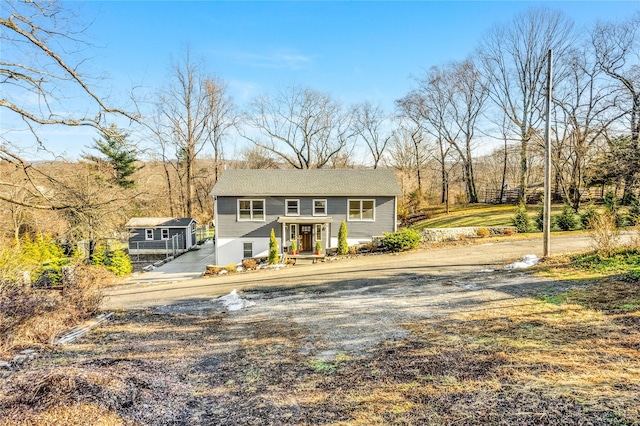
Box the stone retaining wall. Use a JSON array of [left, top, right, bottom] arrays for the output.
[[420, 227, 517, 243]]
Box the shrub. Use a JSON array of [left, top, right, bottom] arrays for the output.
[[627, 198, 640, 226], [476, 228, 490, 238], [268, 228, 279, 265], [315, 240, 322, 253], [224, 263, 238, 273], [91, 245, 132, 277], [1, 265, 109, 355], [338, 221, 348, 255], [580, 202, 598, 229], [503, 228, 515, 236], [381, 228, 421, 252], [242, 258, 257, 270], [512, 202, 531, 233], [534, 201, 557, 231], [587, 212, 620, 257], [556, 203, 578, 231]]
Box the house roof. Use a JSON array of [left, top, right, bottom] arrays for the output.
[[211, 169, 402, 197], [125, 217, 196, 228]]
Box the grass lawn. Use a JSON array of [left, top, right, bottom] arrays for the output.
[[412, 203, 566, 230]]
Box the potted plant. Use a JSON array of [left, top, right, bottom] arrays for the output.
[[291, 239, 297, 255], [315, 240, 322, 255]]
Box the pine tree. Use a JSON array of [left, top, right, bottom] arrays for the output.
[[84, 124, 141, 188]]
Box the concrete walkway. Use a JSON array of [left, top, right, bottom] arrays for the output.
[[126, 240, 216, 284]]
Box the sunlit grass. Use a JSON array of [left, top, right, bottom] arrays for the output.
[[412, 203, 567, 230]]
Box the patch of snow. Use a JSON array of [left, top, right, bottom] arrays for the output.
[[217, 289, 255, 311], [480, 269, 495, 273], [218, 269, 228, 275], [505, 254, 539, 269]]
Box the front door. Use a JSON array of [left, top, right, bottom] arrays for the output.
[[300, 225, 313, 252]]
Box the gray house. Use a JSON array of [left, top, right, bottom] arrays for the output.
[[125, 217, 197, 255], [211, 169, 402, 265]]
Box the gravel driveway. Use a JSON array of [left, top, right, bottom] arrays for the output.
[[104, 234, 604, 360]]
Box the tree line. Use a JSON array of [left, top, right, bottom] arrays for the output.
[[1, 1, 639, 253]]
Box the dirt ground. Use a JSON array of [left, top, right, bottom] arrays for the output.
[[1, 236, 639, 425]]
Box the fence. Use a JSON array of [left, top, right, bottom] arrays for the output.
[[128, 234, 185, 260]]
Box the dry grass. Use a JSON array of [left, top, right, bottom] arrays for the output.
[[1, 276, 638, 424], [0, 265, 111, 357]]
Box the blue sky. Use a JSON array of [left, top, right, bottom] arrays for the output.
[[6, 1, 640, 159]]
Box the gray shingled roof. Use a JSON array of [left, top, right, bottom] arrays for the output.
[[125, 217, 196, 228], [211, 169, 402, 197]]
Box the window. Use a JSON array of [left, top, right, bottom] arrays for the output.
[[243, 242, 253, 258], [315, 224, 323, 241], [191, 222, 196, 233], [161, 229, 169, 240], [348, 199, 375, 221], [145, 229, 154, 240], [238, 199, 265, 221], [285, 199, 300, 216], [289, 224, 298, 241], [313, 199, 327, 216]]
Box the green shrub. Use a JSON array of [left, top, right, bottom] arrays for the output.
[[268, 228, 279, 265], [534, 201, 557, 231], [225, 263, 238, 273], [580, 202, 598, 229], [381, 228, 421, 252], [512, 202, 531, 233], [106, 249, 133, 276], [556, 203, 578, 231], [91, 245, 132, 276], [338, 221, 349, 255]]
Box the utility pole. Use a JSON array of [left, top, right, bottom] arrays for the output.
[[543, 49, 553, 257]]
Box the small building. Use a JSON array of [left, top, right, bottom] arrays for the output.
[[211, 169, 402, 266], [125, 217, 197, 255]]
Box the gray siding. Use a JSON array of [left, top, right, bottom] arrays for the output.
[[128, 227, 189, 247], [215, 196, 396, 239]]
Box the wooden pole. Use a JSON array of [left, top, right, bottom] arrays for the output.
[[543, 49, 553, 257]]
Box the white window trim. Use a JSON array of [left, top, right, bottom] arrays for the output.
[[285, 199, 300, 216], [347, 199, 376, 222], [243, 241, 253, 259], [289, 224, 298, 242], [237, 199, 266, 222], [313, 199, 327, 216], [145, 228, 154, 240], [315, 224, 323, 241], [161, 229, 169, 240]]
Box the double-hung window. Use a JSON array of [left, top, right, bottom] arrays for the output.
[[285, 199, 300, 216], [145, 229, 154, 240], [238, 199, 265, 221], [161, 229, 169, 240], [348, 199, 375, 221], [243, 242, 253, 258], [313, 199, 327, 216]]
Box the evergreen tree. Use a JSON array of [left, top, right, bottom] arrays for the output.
[[512, 202, 531, 233], [268, 228, 279, 264], [84, 124, 141, 188], [338, 221, 349, 254]]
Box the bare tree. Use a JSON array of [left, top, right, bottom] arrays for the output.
[[155, 49, 212, 217], [478, 7, 575, 199], [411, 59, 488, 203], [351, 102, 392, 168], [204, 77, 237, 182], [1, 0, 137, 154], [551, 45, 618, 210], [242, 84, 354, 169], [591, 12, 640, 200]]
